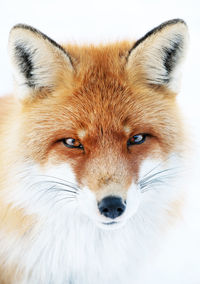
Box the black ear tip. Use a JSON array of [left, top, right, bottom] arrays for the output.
[[162, 18, 187, 27], [10, 23, 40, 34], [9, 23, 70, 61], [154, 19, 188, 36], [131, 18, 187, 51]]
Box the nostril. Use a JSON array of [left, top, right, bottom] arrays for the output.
[[98, 196, 126, 219], [102, 208, 109, 213], [117, 207, 123, 213]]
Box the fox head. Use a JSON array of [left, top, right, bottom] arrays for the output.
[[7, 19, 188, 229]]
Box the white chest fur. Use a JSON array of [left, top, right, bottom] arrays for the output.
[[20, 209, 159, 284], [4, 158, 184, 284]]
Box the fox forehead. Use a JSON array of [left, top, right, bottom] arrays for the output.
[[65, 41, 131, 72], [22, 42, 175, 131]]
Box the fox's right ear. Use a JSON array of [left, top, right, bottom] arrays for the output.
[[8, 24, 74, 100], [126, 19, 188, 93]]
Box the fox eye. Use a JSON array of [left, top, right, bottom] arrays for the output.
[[62, 138, 84, 149], [127, 134, 147, 146]]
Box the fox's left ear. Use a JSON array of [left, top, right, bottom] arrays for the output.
[[8, 24, 74, 99], [127, 19, 189, 92]]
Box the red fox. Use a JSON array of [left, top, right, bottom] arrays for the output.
[[0, 19, 188, 283]]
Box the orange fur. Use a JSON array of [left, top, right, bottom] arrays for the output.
[[0, 42, 185, 214], [0, 20, 188, 283]]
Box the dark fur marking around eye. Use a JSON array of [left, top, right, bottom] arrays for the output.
[[15, 44, 36, 87]]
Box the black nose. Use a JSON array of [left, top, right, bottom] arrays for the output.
[[98, 196, 126, 219]]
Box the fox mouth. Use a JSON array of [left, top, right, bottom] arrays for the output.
[[97, 221, 126, 231], [98, 219, 127, 230], [102, 221, 118, 225]]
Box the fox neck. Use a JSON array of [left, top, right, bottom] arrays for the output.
[[1, 157, 184, 284]]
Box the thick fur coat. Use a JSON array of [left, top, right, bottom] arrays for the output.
[[0, 19, 188, 283]]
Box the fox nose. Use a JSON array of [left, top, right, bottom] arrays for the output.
[[98, 196, 126, 219]]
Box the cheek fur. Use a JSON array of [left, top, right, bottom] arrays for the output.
[[7, 161, 79, 218], [42, 162, 78, 185]]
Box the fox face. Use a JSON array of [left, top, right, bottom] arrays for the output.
[[6, 20, 188, 232], [0, 19, 189, 284]]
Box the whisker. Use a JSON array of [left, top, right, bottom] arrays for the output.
[[140, 170, 179, 193], [141, 178, 172, 193], [140, 177, 166, 189], [137, 153, 180, 183], [34, 174, 79, 188], [138, 168, 180, 189], [53, 196, 76, 206], [48, 181, 79, 193], [52, 188, 79, 195], [138, 167, 179, 185], [139, 156, 173, 180], [136, 154, 184, 194], [140, 179, 168, 193], [25, 180, 78, 195], [23, 182, 79, 206]]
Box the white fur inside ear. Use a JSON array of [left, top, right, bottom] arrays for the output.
[[8, 25, 73, 99], [127, 20, 189, 93]]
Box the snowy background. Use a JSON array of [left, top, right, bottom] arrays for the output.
[[0, 0, 200, 283]]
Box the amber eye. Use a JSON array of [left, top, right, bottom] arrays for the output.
[[127, 134, 147, 146], [62, 138, 84, 149]]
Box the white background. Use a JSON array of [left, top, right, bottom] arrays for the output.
[[0, 0, 200, 283]]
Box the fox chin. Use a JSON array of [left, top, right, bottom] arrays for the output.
[[0, 19, 188, 284]]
